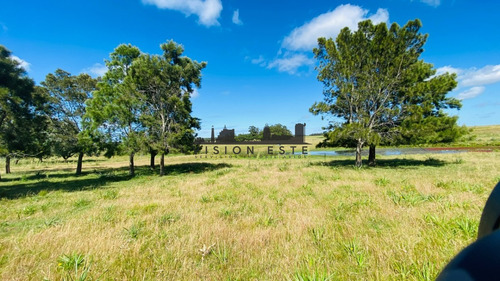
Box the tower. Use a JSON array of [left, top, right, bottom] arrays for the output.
[[295, 123, 306, 143], [211, 126, 215, 143]]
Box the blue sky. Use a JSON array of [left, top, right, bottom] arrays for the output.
[[1, 0, 499, 137]]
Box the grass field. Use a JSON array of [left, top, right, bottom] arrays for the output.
[[0, 125, 499, 280], [306, 125, 500, 149]]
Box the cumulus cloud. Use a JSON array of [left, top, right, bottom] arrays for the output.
[[232, 9, 242, 25], [436, 64, 500, 100], [456, 86, 485, 100], [82, 63, 107, 77], [142, 0, 222, 27], [11, 55, 31, 72], [282, 4, 389, 51], [256, 4, 389, 75], [267, 54, 315, 75], [460, 65, 500, 87]]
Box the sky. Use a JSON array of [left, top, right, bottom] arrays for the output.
[[1, 0, 499, 137]]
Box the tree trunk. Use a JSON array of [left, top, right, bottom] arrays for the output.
[[129, 152, 135, 176], [160, 152, 165, 176], [76, 152, 84, 175], [355, 140, 363, 168], [368, 144, 376, 167], [6, 155, 11, 174], [150, 150, 157, 170]]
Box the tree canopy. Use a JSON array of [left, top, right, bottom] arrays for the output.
[[310, 19, 466, 167], [0, 45, 49, 176]]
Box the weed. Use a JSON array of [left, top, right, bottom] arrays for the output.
[[258, 215, 277, 227], [375, 177, 390, 187], [158, 213, 180, 225], [309, 227, 325, 246], [100, 189, 118, 200], [214, 242, 230, 265], [124, 223, 142, 239], [44, 217, 62, 227], [22, 205, 37, 216], [454, 217, 478, 239], [57, 253, 93, 281], [73, 198, 92, 209]]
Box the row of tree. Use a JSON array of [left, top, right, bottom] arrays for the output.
[[0, 41, 205, 178], [234, 124, 292, 142], [310, 19, 468, 167]]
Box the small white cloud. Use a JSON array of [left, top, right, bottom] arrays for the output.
[[250, 55, 266, 67], [11, 55, 31, 72], [190, 88, 200, 98], [435, 65, 462, 76], [82, 63, 107, 77], [232, 9, 243, 25], [282, 4, 389, 51], [267, 54, 314, 75], [142, 0, 222, 27], [419, 0, 440, 7], [461, 65, 500, 87], [457, 86, 485, 100]]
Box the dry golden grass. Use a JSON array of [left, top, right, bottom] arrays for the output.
[[0, 151, 499, 280]]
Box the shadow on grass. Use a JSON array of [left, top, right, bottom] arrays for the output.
[[317, 157, 448, 168], [0, 162, 231, 199]]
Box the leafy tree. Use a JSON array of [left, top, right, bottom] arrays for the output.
[[39, 69, 98, 174], [311, 19, 465, 167], [0, 45, 48, 177], [86, 44, 144, 176], [129, 40, 205, 176], [235, 125, 262, 142], [268, 124, 292, 137], [248, 125, 260, 137]]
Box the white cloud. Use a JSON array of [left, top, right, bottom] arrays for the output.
[[461, 65, 500, 87], [267, 54, 315, 75], [142, 0, 222, 27], [250, 55, 266, 67], [191, 88, 200, 99], [0, 22, 7, 32], [419, 0, 440, 7], [457, 86, 485, 100], [282, 4, 389, 51], [232, 9, 242, 25], [82, 63, 107, 77], [436, 64, 500, 100], [11, 55, 31, 72], [435, 65, 462, 76]]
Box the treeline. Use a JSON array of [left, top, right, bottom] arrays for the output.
[[0, 41, 205, 179], [234, 124, 292, 142]]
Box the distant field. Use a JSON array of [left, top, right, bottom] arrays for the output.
[[1, 150, 499, 280], [306, 125, 500, 149]]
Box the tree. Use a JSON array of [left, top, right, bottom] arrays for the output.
[[268, 124, 292, 137], [235, 125, 261, 142], [248, 125, 260, 137], [310, 19, 465, 167], [39, 69, 98, 174], [129, 40, 205, 176], [0, 45, 44, 177], [86, 44, 144, 176]]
